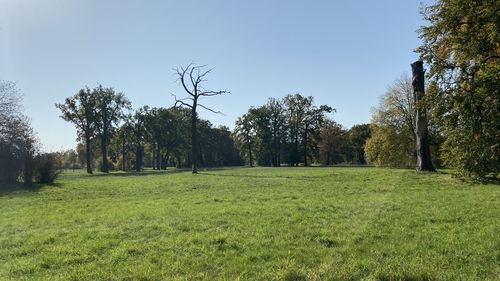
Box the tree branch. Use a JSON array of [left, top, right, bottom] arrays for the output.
[[174, 64, 195, 96], [199, 90, 230, 97], [197, 103, 223, 115], [171, 93, 193, 109]]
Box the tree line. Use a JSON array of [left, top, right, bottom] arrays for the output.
[[1, 0, 497, 185], [233, 94, 371, 167], [56, 66, 371, 174], [56, 85, 242, 174]]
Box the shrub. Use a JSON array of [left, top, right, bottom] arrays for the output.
[[34, 153, 60, 184], [96, 157, 115, 172]]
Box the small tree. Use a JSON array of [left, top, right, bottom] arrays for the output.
[[364, 75, 419, 167], [173, 63, 230, 173]]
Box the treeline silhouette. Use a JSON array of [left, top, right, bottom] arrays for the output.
[[56, 85, 369, 173], [233, 94, 370, 167]]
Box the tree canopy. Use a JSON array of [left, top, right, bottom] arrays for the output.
[[417, 0, 499, 179]]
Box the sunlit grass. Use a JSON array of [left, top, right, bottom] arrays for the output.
[[0, 167, 498, 280]]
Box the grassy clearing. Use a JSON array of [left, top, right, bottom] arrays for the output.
[[0, 167, 498, 280]]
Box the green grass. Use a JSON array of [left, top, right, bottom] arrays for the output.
[[0, 167, 499, 280]]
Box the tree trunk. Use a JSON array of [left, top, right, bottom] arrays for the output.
[[292, 133, 299, 167], [85, 134, 93, 174], [156, 142, 161, 171], [411, 61, 435, 172], [277, 140, 281, 167], [135, 145, 142, 171], [152, 143, 156, 170], [23, 150, 33, 188], [191, 101, 198, 173], [100, 133, 109, 173], [121, 139, 126, 171], [303, 128, 308, 166], [247, 142, 253, 167]]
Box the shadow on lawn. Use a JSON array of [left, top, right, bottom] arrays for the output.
[[89, 168, 193, 177], [87, 166, 253, 178], [0, 182, 64, 197]]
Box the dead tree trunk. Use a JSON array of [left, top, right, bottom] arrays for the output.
[[411, 61, 435, 172], [174, 63, 229, 174], [191, 103, 198, 173]]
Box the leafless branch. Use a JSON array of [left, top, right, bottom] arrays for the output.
[[172, 63, 229, 115], [200, 90, 231, 97], [174, 63, 195, 96], [198, 103, 224, 115], [171, 93, 193, 108], [196, 67, 213, 85]]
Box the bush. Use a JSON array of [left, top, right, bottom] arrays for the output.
[[34, 153, 60, 184], [96, 157, 115, 172]]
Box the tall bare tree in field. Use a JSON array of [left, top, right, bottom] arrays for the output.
[[411, 61, 435, 172], [173, 63, 229, 173]]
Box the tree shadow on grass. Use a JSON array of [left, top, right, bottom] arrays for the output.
[[88, 168, 193, 177], [88, 166, 255, 178], [0, 182, 64, 197]]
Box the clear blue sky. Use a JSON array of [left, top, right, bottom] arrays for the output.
[[1, 0, 430, 151]]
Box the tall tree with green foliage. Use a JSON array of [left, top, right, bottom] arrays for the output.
[[417, 0, 499, 179], [267, 98, 286, 167], [56, 87, 96, 174], [318, 119, 345, 165], [93, 85, 131, 173], [247, 105, 274, 166], [112, 116, 134, 171], [283, 94, 308, 166], [233, 113, 255, 167], [283, 94, 333, 166], [346, 124, 371, 164], [131, 106, 149, 171]]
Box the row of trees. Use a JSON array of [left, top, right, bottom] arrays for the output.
[[110, 106, 242, 171], [57, 88, 243, 174], [57, 65, 242, 174], [59, 85, 373, 173], [233, 94, 371, 167], [56, 85, 131, 173]]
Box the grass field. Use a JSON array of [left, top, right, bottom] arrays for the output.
[[0, 167, 499, 280]]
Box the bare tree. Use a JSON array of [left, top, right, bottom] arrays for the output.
[[173, 63, 230, 173], [411, 61, 435, 171]]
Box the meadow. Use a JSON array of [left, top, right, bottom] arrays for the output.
[[0, 167, 498, 280]]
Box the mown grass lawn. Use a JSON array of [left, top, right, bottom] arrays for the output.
[[0, 167, 498, 280]]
